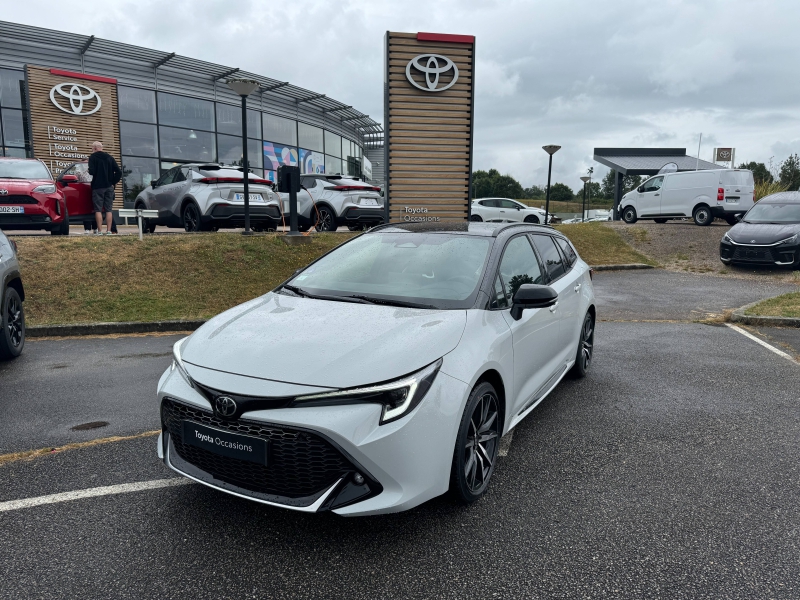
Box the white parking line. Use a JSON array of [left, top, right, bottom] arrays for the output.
[[0, 478, 193, 513], [724, 323, 797, 363]]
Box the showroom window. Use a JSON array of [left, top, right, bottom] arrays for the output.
[[1, 109, 26, 148], [0, 69, 25, 109], [217, 133, 263, 169], [324, 130, 341, 158], [298, 122, 323, 153], [216, 103, 261, 139], [118, 87, 156, 123], [120, 121, 158, 158], [157, 92, 215, 131], [263, 113, 297, 146], [324, 154, 342, 175], [159, 126, 216, 162], [300, 148, 324, 174], [0, 69, 30, 158], [121, 156, 159, 204]]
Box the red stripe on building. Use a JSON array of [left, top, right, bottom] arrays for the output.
[[417, 32, 475, 44], [49, 69, 117, 84]]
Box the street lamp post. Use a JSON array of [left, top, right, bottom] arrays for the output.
[[580, 175, 590, 222], [226, 79, 261, 235], [542, 145, 561, 224]]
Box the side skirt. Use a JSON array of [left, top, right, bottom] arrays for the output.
[[508, 360, 574, 431]]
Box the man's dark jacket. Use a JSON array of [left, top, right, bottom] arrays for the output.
[[88, 151, 122, 189]]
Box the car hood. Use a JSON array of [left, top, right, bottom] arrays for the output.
[[728, 222, 800, 244], [181, 293, 467, 389], [0, 178, 53, 192]]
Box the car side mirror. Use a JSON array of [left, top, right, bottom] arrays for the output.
[[510, 284, 558, 320], [60, 174, 78, 186], [151, 180, 159, 188], [637, 185, 644, 193]]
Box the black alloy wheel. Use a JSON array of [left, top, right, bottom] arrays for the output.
[[524, 215, 540, 224], [622, 206, 638, 224], [570, 312, 594, 378], [0, 287, 25, 359], [183, 203, 201, 232], [693, 205, 713, 226], [315, 206, 338, 232], [470, 214, 483, 222], [451, 381, 501, 503]]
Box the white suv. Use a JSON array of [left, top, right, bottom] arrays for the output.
[[281, 175, 384, 232], [471, 198, 550, 224]]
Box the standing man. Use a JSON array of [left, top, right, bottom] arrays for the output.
[[88, 141, 122, 234]]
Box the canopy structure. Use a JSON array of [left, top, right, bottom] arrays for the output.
[[593, 148, 722, 219]]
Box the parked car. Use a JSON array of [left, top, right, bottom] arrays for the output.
[[720, 191, 800, 269], [0, 229, 25, 359], [281, 175, 384, 232], [0, 158, 70, 235], [157, 221, 596, 515], [55, 160, 114, 232], [470, 198, 553, 224], [134, 164, 281, 232], [619, 169, 755, 226]]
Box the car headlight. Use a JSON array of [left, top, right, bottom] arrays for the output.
[[778, 234, 798, 245], [293, 359, 442, 425], [171, 337, 194, 388], [723, 233, 734, 243], [33, 184, 56, 194]]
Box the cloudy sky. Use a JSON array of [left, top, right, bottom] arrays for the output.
[[5, 0, 800, 190]]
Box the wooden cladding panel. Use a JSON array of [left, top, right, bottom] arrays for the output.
[[386, 32, 474, 221], [26, 65, 123, 209]]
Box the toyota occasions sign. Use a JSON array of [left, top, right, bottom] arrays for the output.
[[384, 32, 476, 223]]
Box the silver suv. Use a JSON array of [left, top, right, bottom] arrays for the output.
[[134, 164, 281, 232], [0, 229, 25, 359], [281, 175, 383, 232]]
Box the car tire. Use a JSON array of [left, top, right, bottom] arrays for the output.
[[182, 202, 202, 233], [51, 204, 70, 235], [693, 205, 713, 226], [622, 206, 638, 224], [450, 381, 501, 504], [0, 286, 25, 360], [724, 214, 740, 226], [524, 215, 540, 224], [569, 311, 594, 379], [654, 218, 668, 224], [470, 215, 483, 222], [136, 204, 156, 233], [315, 205, 338, 232]]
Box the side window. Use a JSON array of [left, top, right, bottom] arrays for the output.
[[555, 237, 577, 268], [64, 162, 92, 183], [643, 176, 664, 192], [496, 235, 544, 304], [174, 168, 188, 183], [499, 199, 518, 209], [159, 167, 179, 186], [301, 176, 316, 188], [531, 235, 566, 281], [490, 275, 508, 309], [481, 199, 498, 207]]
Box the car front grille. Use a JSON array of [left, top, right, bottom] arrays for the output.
[[732, 247, 775, 262], [0, 195, 38, 204], [161, 398, 354, 498]]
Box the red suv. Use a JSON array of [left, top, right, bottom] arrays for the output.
[[0, 158, 71, 235]]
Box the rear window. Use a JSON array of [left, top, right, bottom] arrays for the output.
[[720, 171, 754, 186], [0, 160, 52, 180]]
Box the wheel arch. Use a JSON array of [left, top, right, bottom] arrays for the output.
[[473, 368, 507, 431], [5, 275, 25, 302]]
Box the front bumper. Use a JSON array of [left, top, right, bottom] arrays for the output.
[[156, 364, 468, 516], [720, 240, 799, 266], [0, 195, 65, 230]]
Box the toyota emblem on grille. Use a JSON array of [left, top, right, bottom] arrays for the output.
[[405, 54, 459, 92], [751, 240, 756, 243], [215, 396, 237, 417], [0, 189, 7, 195]]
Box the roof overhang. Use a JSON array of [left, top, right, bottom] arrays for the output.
[[593, 148, 721, 175]]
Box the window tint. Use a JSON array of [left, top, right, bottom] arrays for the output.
[[480, 199, 498, 207], [531, 235, 566, 280], [499, 199, 519, 209], [642, 176, 664, 192], [497, 235, 544, 302], [301, 176, 317, 188], [555, 237, 577, 268]]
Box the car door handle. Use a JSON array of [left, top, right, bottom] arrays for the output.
[[549, 301, 559, 313], [574, 283, 581, 293], [654, 193, 660, 196]]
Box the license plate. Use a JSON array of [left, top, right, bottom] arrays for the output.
[[725, 198, 738, 203], [0, 206, 24, 214], [182, 421, 269, 465], [234, 193, 264, 203], [360, 198, 378, 206]]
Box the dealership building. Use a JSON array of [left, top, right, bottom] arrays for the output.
[[0, 20, 384, 208]]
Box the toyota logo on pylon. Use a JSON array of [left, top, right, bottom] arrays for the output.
[[49, 83, 102, 116], [405, 54, 459, 92]]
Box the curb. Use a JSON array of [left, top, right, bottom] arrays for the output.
[[28, 319, 206, 338], [591, 263, 654, 271], [729, 300, 800, 328]]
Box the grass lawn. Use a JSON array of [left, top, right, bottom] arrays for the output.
[[14, 223, 652, 326], [745, 292, 800, 318], [519, 199, 614, 212]]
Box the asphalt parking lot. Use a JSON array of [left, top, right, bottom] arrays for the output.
[[1, 270, 798, 599]]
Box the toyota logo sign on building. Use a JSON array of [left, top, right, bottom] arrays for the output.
[[49, 83, 102, 115], [405, 54, 459, 92]]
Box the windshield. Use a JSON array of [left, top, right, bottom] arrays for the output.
[[0, 160, 52, 180], [743, 202, 800, 224], [286, 233, 493, 309]]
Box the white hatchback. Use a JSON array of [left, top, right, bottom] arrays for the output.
[[156, 222, 595, 515], [471, 198, 550, 224]]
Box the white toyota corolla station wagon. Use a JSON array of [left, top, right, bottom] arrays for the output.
[[157, 222, 596, 515]]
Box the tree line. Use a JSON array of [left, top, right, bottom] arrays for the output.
[[472, 154, 800, 202]]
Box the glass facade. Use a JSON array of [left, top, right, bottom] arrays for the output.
[[0, 69, 30, 157]]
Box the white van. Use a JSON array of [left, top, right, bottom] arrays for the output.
[[619, 169, 755, 226]]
